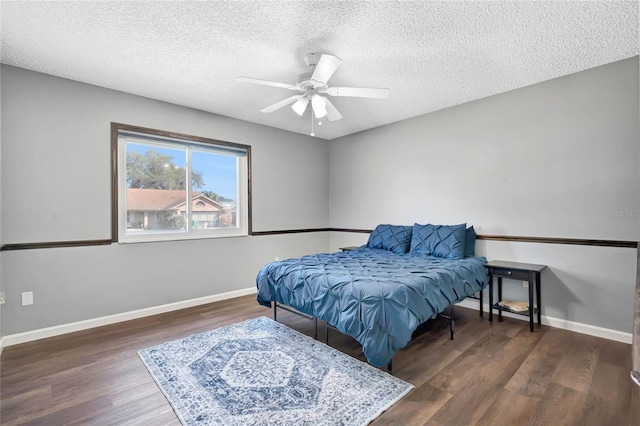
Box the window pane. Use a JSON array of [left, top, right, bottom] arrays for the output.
[[125, 143, 187, 234], [191, 150, 238, 230]]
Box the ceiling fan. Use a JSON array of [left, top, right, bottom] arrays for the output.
[[236, 53, 390, 122]]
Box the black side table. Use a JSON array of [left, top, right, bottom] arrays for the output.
[[486, 260, 547, 332]]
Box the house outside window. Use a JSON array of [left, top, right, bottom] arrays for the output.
[[112, 123, 250, 243]]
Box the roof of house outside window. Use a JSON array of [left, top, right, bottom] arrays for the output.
[[126, 188, 226, 211]]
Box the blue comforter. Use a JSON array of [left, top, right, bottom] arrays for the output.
[[256, 247, 489, 367]]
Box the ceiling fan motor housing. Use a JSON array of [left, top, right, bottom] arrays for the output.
[[297, 72, 326, 92]]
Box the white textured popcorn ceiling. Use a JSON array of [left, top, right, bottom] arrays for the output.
[[1, 1, 638, 140]]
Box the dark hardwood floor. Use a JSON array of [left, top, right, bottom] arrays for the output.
[[1, 295, 638, 425]]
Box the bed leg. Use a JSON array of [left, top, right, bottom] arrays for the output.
[[450, 304, 455, 340], [324, 321, 329, 344], [314, 317, 318, 340], [273, 302, 277, 322], [387, 359, 393, 374]]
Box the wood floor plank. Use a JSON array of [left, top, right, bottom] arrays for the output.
[[12, 395, 114, 426], [427, 330, 511, 393], [577, 361, 637, 426], [527, 383, 588, 426], [74, 392, 179, 426], [371, 383, 452, 426], [550, 333, 600, 394], [428, 323, 543, 395], [1, 295, 636, 426], [597, 337, 633, 369], [395, 346, 464, 389], [475, 388, 538, 426], [504, 327, 566, 398], [428, 375, 500, 425], [427, 326, 543, 425], [0, 387, 52, 425]]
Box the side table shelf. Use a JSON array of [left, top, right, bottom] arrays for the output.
[[486, 260, 547, 332], [492, 303, 539, 317]]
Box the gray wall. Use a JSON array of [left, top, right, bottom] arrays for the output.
[[0, 65, 330, 335], [329, 57, 639, 333], [2, 57, 638, 338]]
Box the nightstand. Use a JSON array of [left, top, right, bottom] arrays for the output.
[[486, 260, 547, 332]]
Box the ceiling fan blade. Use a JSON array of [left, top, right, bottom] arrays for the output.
[[236, 76, 299, 91], [291, 97, 309, 116], [323, 98, 343, 121], [260, 95, 304, 113], [321, 86, 390, 99], [311, 94, 327, 118], [311, 54, 342, 84]]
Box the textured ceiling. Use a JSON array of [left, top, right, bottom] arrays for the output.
[[1, 1, 638, 140]]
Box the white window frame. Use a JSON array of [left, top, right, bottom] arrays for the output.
[[112, 123, 250, 243]]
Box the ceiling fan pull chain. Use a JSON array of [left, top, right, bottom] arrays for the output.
[[310, 110, 315, 137]]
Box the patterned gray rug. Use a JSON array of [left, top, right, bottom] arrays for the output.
[[138, 316, 413, 425]]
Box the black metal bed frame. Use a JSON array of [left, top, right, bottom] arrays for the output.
[[272, 301, 455, 374]]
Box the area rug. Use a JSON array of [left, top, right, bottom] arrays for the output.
[[138, 316, 414, 425]]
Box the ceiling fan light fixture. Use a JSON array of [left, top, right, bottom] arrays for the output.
[[311, 94, 327, 118], [291, 98, 309, 116]]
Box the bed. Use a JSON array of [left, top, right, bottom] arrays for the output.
[[256, 223, 489, 368]]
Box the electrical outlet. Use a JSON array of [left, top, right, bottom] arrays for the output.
[[0, 292, 5, 305], [523, 281, 529, 288], [22, 291, 34, 306], [275, 257, 280, 261]]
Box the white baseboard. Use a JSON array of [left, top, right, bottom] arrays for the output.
[[456, 299, 632, 344], [2, 287, 258, 348]]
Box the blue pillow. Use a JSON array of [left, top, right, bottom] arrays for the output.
[[410, 223, 467, 259], [366, 224, 413, 254], [464, 226, 476, 257]]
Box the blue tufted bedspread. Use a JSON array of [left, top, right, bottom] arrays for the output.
[[256, 247, 489, 367]]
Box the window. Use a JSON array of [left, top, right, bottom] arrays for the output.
[[112, 123, 251, 243]]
